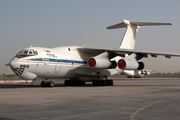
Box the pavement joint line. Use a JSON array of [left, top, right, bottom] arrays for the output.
[[130, 100, 166, 120]]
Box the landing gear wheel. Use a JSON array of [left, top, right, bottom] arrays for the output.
[[100, 80, 107, 86], [81, 81, 85, 86], [93, 80, 100, 86], [48, 81, 54, 87], [41, 81, 46, 87], [107, 79, 113, 86], [127, 76, 132, 78], [93, 80, 113, 86], [75, 81, 85, 86], [64, 80, 71, 86], [41, 81, 54, 87]]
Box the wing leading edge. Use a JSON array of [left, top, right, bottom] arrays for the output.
[[78, 46, 180, 59]]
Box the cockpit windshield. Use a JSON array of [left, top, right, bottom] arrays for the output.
[[16, 49, 38, 58]]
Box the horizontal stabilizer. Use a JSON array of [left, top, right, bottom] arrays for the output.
[[106, 20, 172, 29], [106, 20, 172, 50]]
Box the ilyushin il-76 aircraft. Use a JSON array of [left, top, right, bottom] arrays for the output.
[[8, 20, 180, 87], [122, 69, 151, 78]]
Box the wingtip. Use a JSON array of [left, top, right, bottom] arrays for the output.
[[168, 23, 172, 25]]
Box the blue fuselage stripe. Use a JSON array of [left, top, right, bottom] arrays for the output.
[[25, 58, 87, 65]]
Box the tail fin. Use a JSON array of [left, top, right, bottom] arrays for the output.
[[107, 20, 172, 49]]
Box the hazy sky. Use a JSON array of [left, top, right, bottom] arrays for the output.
[[1, 0, 180, 73]]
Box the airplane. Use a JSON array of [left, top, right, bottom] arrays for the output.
[[122, 69, 151, 78], [8, 20, 180, 87]]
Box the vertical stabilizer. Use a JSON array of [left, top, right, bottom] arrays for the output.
[[106, 20, 172, 50], [119, 23, 139, 49]]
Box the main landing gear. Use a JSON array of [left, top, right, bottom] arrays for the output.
[[92, 79, 113, 86], [64, 79, 113, 86], [40, 79, 113, 87], [41, 79, 54, 87], [64, 80, 85, 86]]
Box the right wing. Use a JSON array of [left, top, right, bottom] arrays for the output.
[[78, 46, 180, 59]]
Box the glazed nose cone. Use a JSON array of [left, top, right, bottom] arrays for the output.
[[9, 57, 20, 68]]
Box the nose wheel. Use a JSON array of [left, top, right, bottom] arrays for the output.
[[41, 80, 54, 87]]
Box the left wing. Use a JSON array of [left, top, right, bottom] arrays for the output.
[[78, 46, 180, 59]]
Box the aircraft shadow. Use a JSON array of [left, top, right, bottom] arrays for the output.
[[0, 117, 16, 120], [0, 83, 177, 89], [0, 83, 95, 88], [0, 84, 40, 88]]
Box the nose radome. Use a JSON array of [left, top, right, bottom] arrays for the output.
[[9, 57, 20, 68]]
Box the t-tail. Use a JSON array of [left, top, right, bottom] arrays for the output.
[[106, 20, 172, 49]]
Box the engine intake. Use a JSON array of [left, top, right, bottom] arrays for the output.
[[118, 59, 144, 70], [88, 57, 112, 69]]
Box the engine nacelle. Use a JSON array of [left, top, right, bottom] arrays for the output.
[[118, 59, 144, 70], [88, 57, 112, 69]]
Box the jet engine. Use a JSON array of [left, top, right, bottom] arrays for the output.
[[118, 59, 144, 70], [88, 57, 112, 69]]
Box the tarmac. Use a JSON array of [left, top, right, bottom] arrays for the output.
[[0, 78, 180, 120]]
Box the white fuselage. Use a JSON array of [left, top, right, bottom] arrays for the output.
[[9, 46, 122, 81], [10, 20, 173, 82]]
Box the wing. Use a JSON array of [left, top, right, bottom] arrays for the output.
[[78, 46, 180, 59]]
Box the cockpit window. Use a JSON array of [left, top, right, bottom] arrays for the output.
[[23, 50, 28, 55], [16, 49, 38, 58], [34, 51, 38, 55], [18, 50, 24, 55], [29, 50, 33, 55]]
